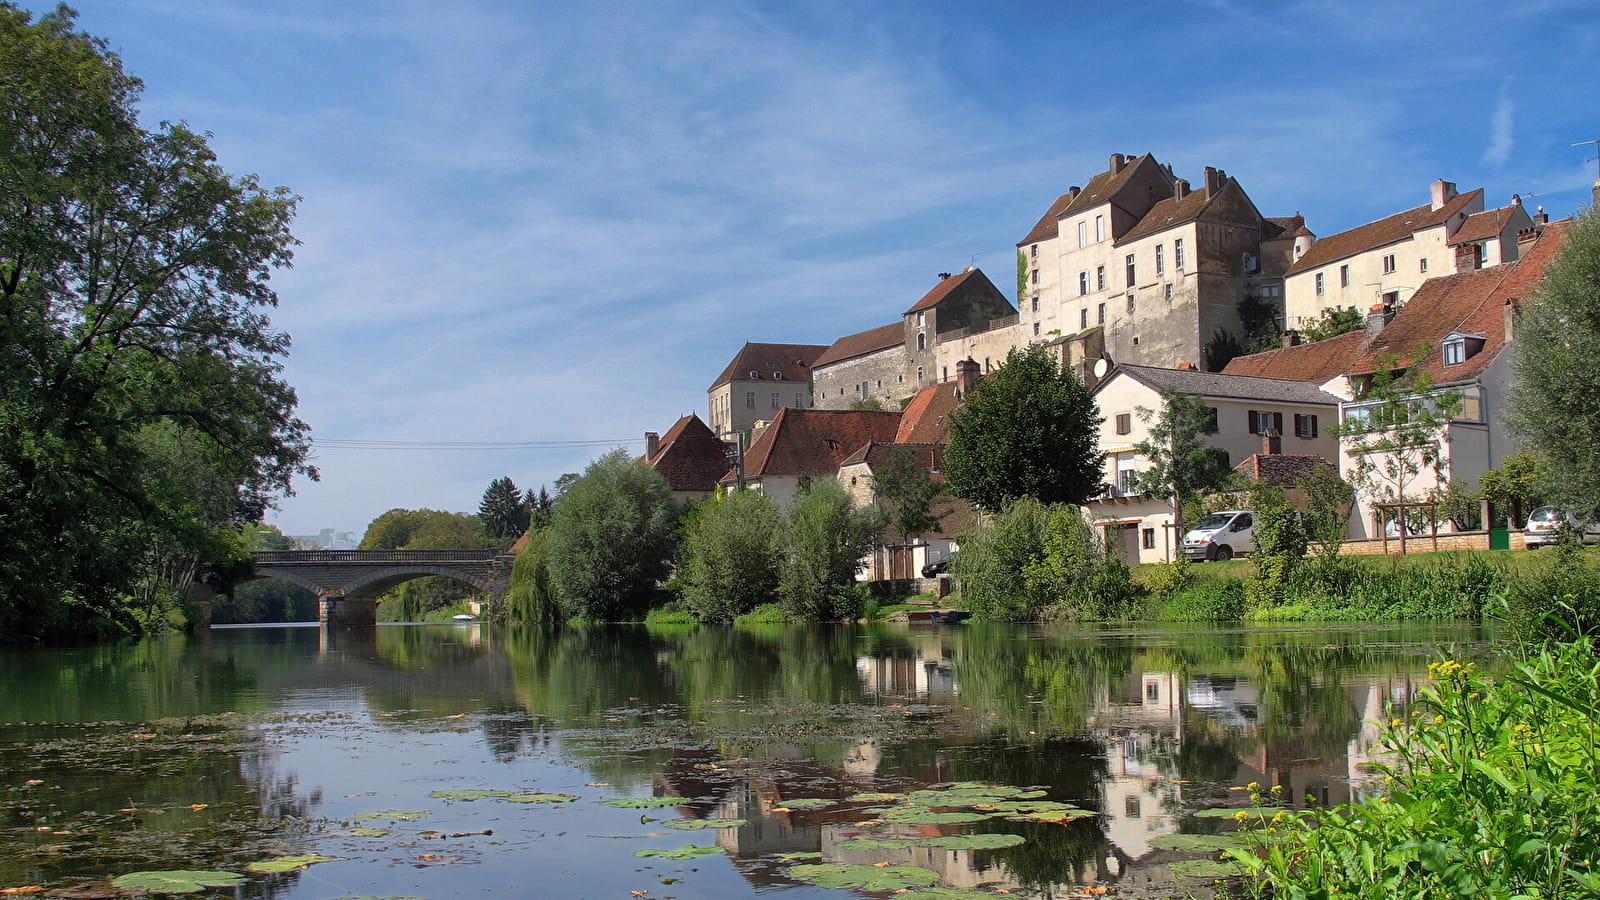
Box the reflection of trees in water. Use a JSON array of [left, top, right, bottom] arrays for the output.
[[945, 625, 1135, 737]]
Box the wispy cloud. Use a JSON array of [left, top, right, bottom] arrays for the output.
[[1482, 80, 1515, 167]]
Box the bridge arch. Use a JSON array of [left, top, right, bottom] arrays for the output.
[[340, 565, 495, 599], [250, 567, 333, 596]]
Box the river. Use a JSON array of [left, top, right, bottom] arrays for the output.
[[0, 621, 1490, 899]]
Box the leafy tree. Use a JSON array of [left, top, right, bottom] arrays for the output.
[[1133, 389, 1233, 540], [1297, 462, 1354, 561], [1203, 329, 1247, 372], [1300, 306, 1365, 342], [778, 479, 884, 620], [1244, 483, 1306, 608], [677, 489, 782, 623], [951, 497, 1051, 621], [527, 485, 555, 531], [1509, 209, 1600, 519], [547, 449, 678, 620], [872, 447, 946, 544], [1333, 356, 1461, 524], [479, 476, 530, 541], [945, 345, 1103, 510], [0, 5, 312, 641], [502, 530, 561, 624], [1023, 505, 1136, 620], [1477, 453, 1541, 528]]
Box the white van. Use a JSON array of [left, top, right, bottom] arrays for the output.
[[1182, 510, 1257, 561]]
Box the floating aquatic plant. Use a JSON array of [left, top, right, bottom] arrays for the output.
[[787, 863, 941, 891], [110, 871, 244, 894], [635, 844, 724, 859], [426, 789, 513, 801], [599, 796, 688, 808], [246, 853, 341, 873]]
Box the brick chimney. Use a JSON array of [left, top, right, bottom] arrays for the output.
[[955, 357, 981, 398], [1431, 178, 1458, 211], [937, 272, 951, 281], [1177, 362, 1196, 371], [1455, 243, 1481, 273], [1367, 302, 1395, 336], [1534, 205, 1549, 226], [1204, 166, 1225, 197], [645, 431, 660, 460], [1109, 153, 1126, 173], [1262, 430, 1282, 456], [1173, 178, 1191, 201], [1283, 329, 1301, 348]]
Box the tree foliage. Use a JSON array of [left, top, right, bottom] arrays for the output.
[[944, 345, 1103, 510], [677, 489, 782, 623], [1133, 389, 1233, 536], [479, 476, 530, 541], [503, 529, 560, 624], [0, 5, 313, 641], [872, 447, 946, 543], [1300, 306, 1365, 342], [1477, 453, 1541, 528], [546, 449, 678, 620], [1333, 356, 1461, 513], [1509, 209, 1600, 519], [778, 480, 883, 620], [954, 498, 1132, 622], [1297, 462, 1354, 561]]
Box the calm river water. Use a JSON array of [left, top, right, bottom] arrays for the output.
[[0, 622, 1491, 899]]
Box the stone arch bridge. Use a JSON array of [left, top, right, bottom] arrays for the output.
[[248, 549, 515, 626]]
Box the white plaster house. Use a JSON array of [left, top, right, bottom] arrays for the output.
[[707, 342, 828, 445]]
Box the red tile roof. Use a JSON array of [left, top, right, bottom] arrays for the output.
[[1285, 189, 1483, 275], [1019, 191, 1078, 247], [1116, 185, 1217, 244], [709, 342, 828, 391], [1017, 154, 1164, 246], [813, 322, 904, 368], [904, 269, 979, 315], [738, 408, 903, 479], [1221, 329, 1369, 384], [1448, 204, 1518, 245], [895, 381, 963, 443], [1262, 214, 1311, 241], [645, 414, 727, 493]]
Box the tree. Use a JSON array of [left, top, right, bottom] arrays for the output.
[[1509, 209, 1600, 519], [479, 476, 530, 541], [944, 345, 1103, 510], [0, 6, 312, 641], [546, 449, 678, 620], [1477, 453, 1541, 528], [1133, 389, 1233, 539], [778, 480, 884, 620], [527, 486, 555, 531], [1333, 356, 1461, 526], [677, 489, 782, 623], [951, 497, 1050, 622], [872, 447, 946, 544], [1297, 462, 1354, 561], [1301, 306, 1365, 342]]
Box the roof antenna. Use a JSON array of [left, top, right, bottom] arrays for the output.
[[1572, 138, 1600, 179], [969, 251, 982, 269]]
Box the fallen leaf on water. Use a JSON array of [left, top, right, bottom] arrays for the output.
[[189, 804, 208, 811], [1, 887, 46, 894], [23, 780, 43, 787]]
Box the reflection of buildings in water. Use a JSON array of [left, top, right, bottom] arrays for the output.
[[855, 641, 958, 701], [1092, 671, 1186, 860]]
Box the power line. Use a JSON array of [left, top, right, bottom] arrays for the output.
[[314, 437, 646, 451]]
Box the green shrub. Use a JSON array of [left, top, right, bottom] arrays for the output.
[[1154, 579, 1245, 621], [1143, 558, 1195, 599], [1498, 544, 1600, 644], [676, 489, 782, 623], [643, 603, 698, 626], [953, 498, 1051, 621], [734, 602, 790, 626], [1233, 639, 1600, 898]]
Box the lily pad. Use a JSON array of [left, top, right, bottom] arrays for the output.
[[246, 853, 341, 873], [1170, 858, 1248, 879], [898, 890, 1017, 899], [883, 808, 995, 825], [1004, 807, 1097, 823], [775, 798, 834, 809], [504, 792, 580, 803], [427, 789, 513, 801], [836, 837, 919, 850], [635, 844, 724, 859], [665, 817, 746, 830], [110, 871, 245, 894], [1192, 806, 1289, 819], [1150, 833, 1247, 853], [355, 809, 431, 822], [600, 796, 689, 808], [788, 863, 941, 891], [846, 791, 903, 802], [349, 827, 391, 837], [774, 851, 823, 860], [923, 833, 1026, 850], [332, 897, 428, 899], [984, 800, 1077, 814]]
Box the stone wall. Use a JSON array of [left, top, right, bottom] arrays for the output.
[[813, 344, 912, 410]]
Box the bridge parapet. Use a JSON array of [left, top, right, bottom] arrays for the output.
[[245, 548, 515, 627], [253, 549, 501, 563]]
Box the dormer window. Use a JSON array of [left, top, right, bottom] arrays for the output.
[[749, 370, 760, 379], [774, 372, 784, 380], [1441, 332, 1484, 366]]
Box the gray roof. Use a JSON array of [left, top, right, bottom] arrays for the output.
[[1104, 364, 1342, 406]]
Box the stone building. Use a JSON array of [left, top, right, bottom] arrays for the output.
[[643, 414, 728, 503], [808, 322, 908, 410], [718, 407, 903, 509], [707, 342, 828, 445]]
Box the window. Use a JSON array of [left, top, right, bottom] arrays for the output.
[[1245, 252, 1259, 273], [1294, 414, 1318, 438], [795, 393, 805, 408], [1079, 271, 1089, 295], [1248, 410, 1284, 435], [1340, 264, 1350, 288], [942, 366, 948, 381], [1142, 528, 1156, 549], [1382, 254, 1396, 274], [1127, 294, 1135, 314], [1096, 265, 1106, 291], [1420, 258, 1429, 274], [771, 392, 781, 409], [1097, 303, 1106, 324], [1031, 268, 1039, 284], [1315, 273, 1325, 295], [1118, 468, 1138, 494], [1032, 322, 1041, 335], [1030, 243, 1038, 258], [917, 332, 926, 351], [1443, 338, 1465, 365], [1081, 308, 1089, 329], [1125, 254, 1136, 287], [745, 392, 755, 408], [1132, 334, 1140, 345], [916, 365, 924, 382], [1206, 406, 1219, 431], [1078, 221, 1088, 248], [1476, 243, 1488, 267], [1164, 283, 1174, 301], [916, 311, 925, 327], [1031, 296, 1039, 313], [1095, 214, 1106, 242], [1155, 244, 1165, 275], [1174, 238, 1185, 270], [1115, 413, 1132, 435]]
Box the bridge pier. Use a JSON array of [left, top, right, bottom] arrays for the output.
[[319, 595, 377, 628]]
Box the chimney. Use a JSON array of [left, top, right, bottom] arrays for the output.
[[1367, 302, 1394, 336], [1173, 178, 1191, 201], [1283, 329, 1301, 348], [1593, 179, 1600, 209], [1177, 362, 1196, 371], [1511, 193, 1522, 207], [1517, 226, 1543, 255], [1430, 178, 1458, 211], [645, 431, 660, 460], [937, 272, 951, 281], [1534, 205, 1549, 226], [1068, 186, 1081, 202], [1109, 153, 1126, 173], [1204, 166, 1225, 197], [1505, 297, 1519, 343], [1262, 430, 1282, 456], [1162, 163, 1173, 176], [1455, 243, 1481, 273], [955, 357, 981, 398]]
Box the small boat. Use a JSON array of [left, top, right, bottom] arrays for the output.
[[452, 614, 476, 621]]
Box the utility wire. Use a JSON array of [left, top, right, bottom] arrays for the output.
[[314, 437, 646, 451]]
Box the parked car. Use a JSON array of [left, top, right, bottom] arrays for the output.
[[1524, 505, 1600, 548], [921, 554, 955, 577], [1182, 510, 1257, 561]]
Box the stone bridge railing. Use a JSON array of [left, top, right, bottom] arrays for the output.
[[246, 549, 515, 627]]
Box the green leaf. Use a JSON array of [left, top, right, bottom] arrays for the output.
[[787, 863, 941, 891], [846, 792, 903, 802], [665, 817, 745, 830], [1192, 806, 1289, 818], [635, 844, 724, 859], [427, 789, 514, 801], [504, 792, 580, 803], [1150, 833, 1246, 853], [1170, 858, 1247, 879], [882, 808, 995, 825], [600, 796, 689, 808], [349, 827, 390, 837], [246, 853, 341, 873], [836, 838, 920, 850], [774, 852, 823, 861], [775, 798, 834, 809], [922, 833, 1026, 850], [110, 871, 245, 894]]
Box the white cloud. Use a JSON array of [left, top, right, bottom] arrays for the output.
[[1482, 81, 1515, 168]]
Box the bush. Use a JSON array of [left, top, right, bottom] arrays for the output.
[[643, 603, 698, 626], [503, 530, 561, 624], [1498, 544, 1600, 644], [778, 480, 884, 620], [1142, 558, 1195, 600], [1153, 579, 1245, 621], [734, 602, 789, 626], [1234, 639, 1600, 898], [1025, 504, 1139, 620], [676, 489, 782, 623], [952, 498, 1051, 621], [547, 450, 679, 620]]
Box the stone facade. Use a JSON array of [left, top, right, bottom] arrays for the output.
[[706, 342, 828, 444]]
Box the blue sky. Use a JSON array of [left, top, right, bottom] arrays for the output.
[[58, 0, 1600, 537]]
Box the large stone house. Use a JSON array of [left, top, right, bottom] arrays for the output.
[[642, 414, 728, 503], [1089, 364, 1342, 563], [1228, 218, 1568, 537], [707, 342, 828, 445], [808, 322, 908, 410]]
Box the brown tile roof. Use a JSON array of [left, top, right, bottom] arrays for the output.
[[1234, 453, 1335, 486], [1285, 189, 1483, 275], [738, 408, 903, 479], [1262, 214, 1310, 241], [1019, 191, 1077, 246], [895, 381, 963, 443], [1221, 329, 1369, 384], [1107, 364, 1343, 405], [904, 269, 979, 315], [709, 342, 828, 391], [813, 322, 904, 368], [645, 414, 727, 493], [1116, 186, 1217, 244], [1017, 154, 1164, 246], [1448, 205, 1516, 245], [839, 441, 945, 471], [1348, 220, 1569, 382]]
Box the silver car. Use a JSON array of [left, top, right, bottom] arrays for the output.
[[1524, 505, 1600, 548]]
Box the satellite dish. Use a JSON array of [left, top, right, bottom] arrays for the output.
[[1091, 358, 1110, 378]]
